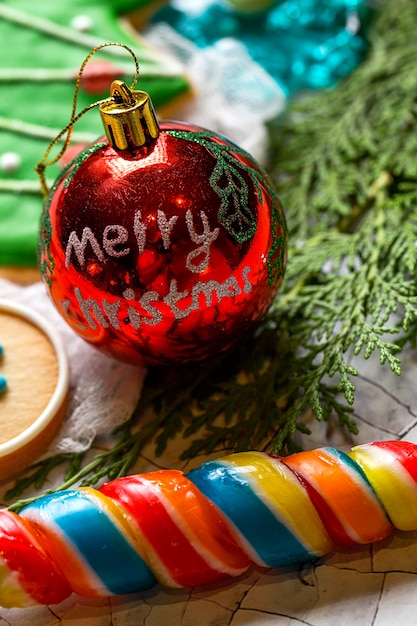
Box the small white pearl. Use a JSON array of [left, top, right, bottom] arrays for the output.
[[0, 152, 21, 173], [70, 14, 94, 32]]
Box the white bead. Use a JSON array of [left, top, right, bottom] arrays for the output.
[[70, 14, 94, 32], [0, 152, 21, 173]]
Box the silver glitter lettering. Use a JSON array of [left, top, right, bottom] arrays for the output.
[[75, 287, 109, 330], [223, 275, 242, 297], [123, 288, 141, 328], [191, 275, 242, 310], [123, 288, 135, 300], [102, 299, 121, 329], [140, 291, 163, 326], [67, 266, 255, 331], [65, 227, 104, 269], [157, 210, 178, 250], [163, 279, 193, 319], [185, 210, 220, 273], [127, 306, 141, 329], [102, 225, 130, 258], [61, 299, 88, 330], [134, 210, 147, 254], [242, 265, 253, 294], [191, 280, 220, 307]]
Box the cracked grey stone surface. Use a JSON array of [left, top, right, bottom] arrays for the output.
[[1, 342, 417, 624]]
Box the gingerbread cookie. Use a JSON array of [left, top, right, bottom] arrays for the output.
[[0, 300, 69, 480]]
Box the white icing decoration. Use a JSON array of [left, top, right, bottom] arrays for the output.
[[0, 151, 21, 173], [70, 14, 94, 32]]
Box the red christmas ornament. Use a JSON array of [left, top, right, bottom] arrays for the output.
[[38, 80, 287, 367]]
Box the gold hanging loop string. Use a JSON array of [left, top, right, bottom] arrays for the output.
[[35, 42, 140, 196]]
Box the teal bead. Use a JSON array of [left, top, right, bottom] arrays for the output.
[[0, 375, 7, 394], [151, 0, 374, 95]]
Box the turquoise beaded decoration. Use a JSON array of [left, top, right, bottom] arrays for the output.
[[151, 0, 375, 95]]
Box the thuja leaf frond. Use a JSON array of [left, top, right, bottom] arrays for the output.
[[267, 0, 417, 434]]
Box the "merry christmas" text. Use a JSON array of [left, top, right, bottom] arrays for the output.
[[64, 209, 220, 274], [64, 265, 253, 330]]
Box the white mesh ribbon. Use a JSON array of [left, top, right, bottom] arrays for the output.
[[0, 279, 146, 454], [146, 22, 286, 164]]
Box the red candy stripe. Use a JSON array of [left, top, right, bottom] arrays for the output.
[[370, 441, 417, 482], [100, 470, 250, 588], [0, 510, 70, 606]]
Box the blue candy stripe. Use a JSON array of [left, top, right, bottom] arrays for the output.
[[188, 461, 314, 568], [21, 490, 156, 595], [329, 448, 375, 486]]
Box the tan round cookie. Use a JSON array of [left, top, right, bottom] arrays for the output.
[[0, 300, 69, 480]]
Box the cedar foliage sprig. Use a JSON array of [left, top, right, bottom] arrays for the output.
[[6, 0, 417, 507], [268, 0, 417, 376]]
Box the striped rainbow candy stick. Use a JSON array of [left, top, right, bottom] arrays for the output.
[[0, 440, 416, 608]]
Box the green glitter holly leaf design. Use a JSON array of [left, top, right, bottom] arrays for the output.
[[0, 0, 189, 267], [211, 151, 255, 242], [37, 208, 53, 287], [166, 129, 287, 285]]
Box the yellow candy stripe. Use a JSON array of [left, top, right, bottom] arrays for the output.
[[349, 445, 417, 531], [0, 558, 34, 609], [221, 452, 332, 557]]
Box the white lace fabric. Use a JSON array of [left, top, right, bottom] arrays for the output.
[[0, 278, 146, 455]]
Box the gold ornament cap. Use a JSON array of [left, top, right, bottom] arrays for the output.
[[100, 80, 159, 151]]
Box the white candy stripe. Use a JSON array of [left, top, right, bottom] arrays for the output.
[[20, 506, 112, 597], [350, 444, 417, 530], [157, 488, 250, 576]]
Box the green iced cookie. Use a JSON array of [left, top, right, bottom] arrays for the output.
[[0, 0, 188, 267]]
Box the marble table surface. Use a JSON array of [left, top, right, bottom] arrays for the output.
[[1, 279, 417, 625]]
